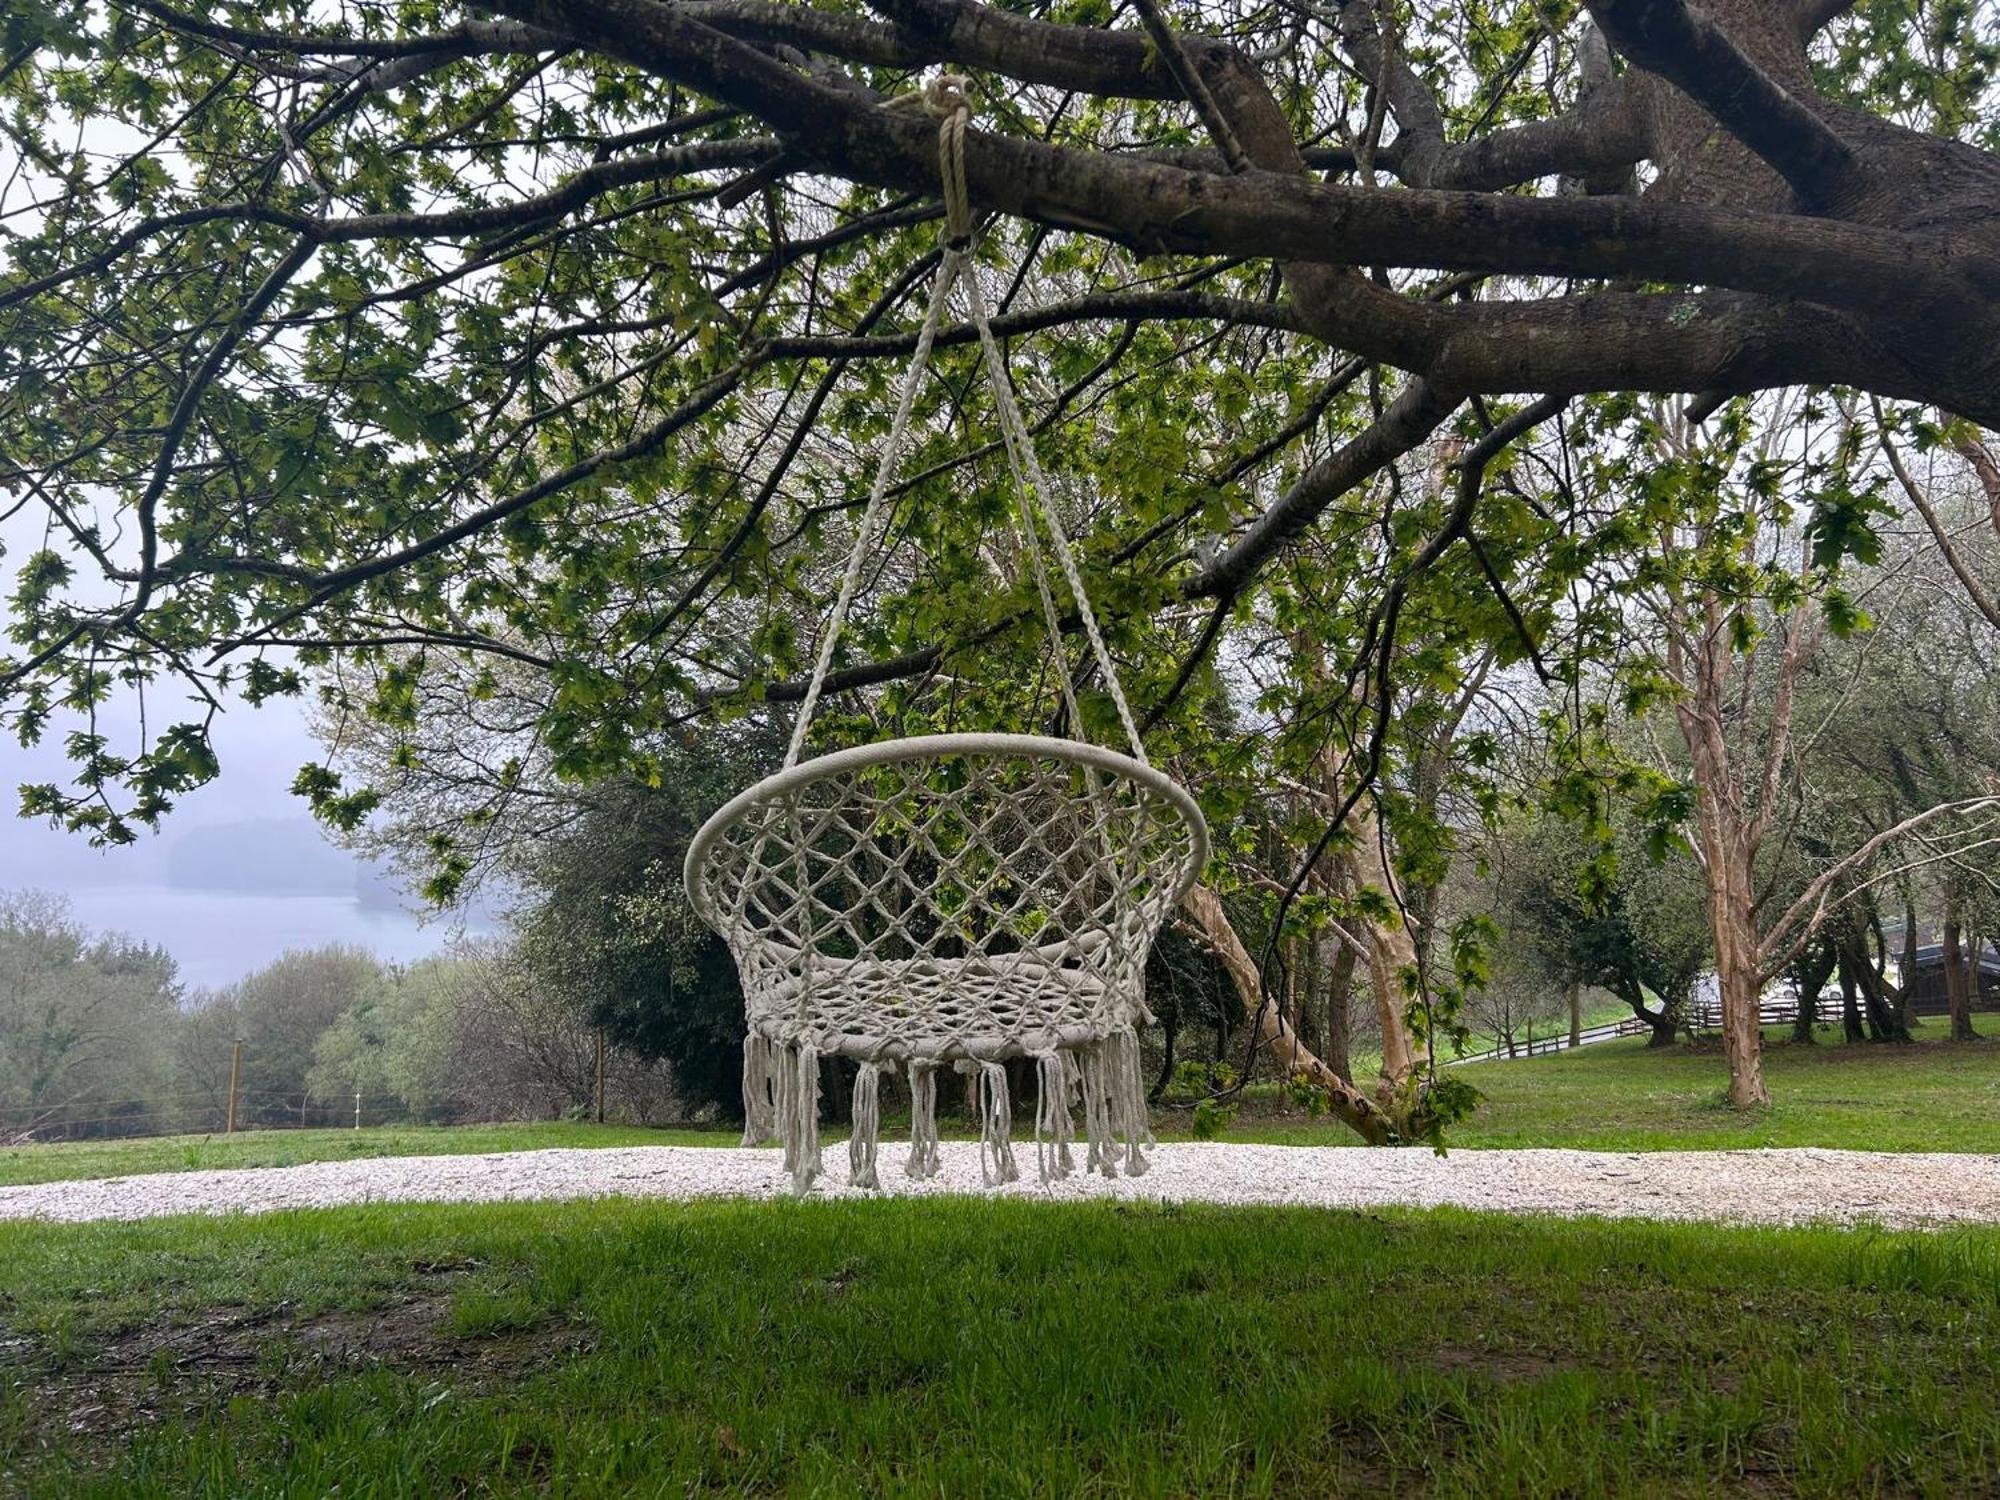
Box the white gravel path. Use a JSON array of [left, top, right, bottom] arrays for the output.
[[3, 1143, 1998, 1229]]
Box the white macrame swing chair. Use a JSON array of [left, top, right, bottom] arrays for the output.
[[684, 78, 1208, 1195]]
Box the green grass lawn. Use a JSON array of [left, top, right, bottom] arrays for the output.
[[0, 1121, 735, 1189], [3, 1197, 1998, 1496], [1195, 1024, 2000, 1154], [1448, 1025, 2000, 1152]]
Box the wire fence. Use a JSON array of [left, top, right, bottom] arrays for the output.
[[6, 1032, 619, 1145], [1, 1088, 418, 1145]]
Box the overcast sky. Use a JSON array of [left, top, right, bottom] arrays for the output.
[[0, 509, 466, 990]]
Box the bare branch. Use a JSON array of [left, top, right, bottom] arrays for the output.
[[1759, 797, 2000, 971], [1874, 403, 2000, 628]]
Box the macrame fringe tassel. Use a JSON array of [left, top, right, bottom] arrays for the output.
[[1080, 1043, 1117, 1179], [848, 1061, 883, 1189], [1108, 1026, 1151, 1177], [977, 1061, 1021, 1186], [777, 1042, 822, 1195], [1034, 1050, 1076, 1182], [1075, 1033, 1150, 1178], [905, 1062, 942, 1180], [754, 1039, 1142, 1191], [740, 1032, 776, 1147]]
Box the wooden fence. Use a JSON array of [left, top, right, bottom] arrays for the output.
[[1450, 994, 1809, 1067]]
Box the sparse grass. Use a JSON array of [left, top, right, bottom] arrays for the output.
[[0, 1121, 733, 1189], [3, 1197, 2000, 1496]]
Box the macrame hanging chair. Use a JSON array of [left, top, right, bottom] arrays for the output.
[[684, 78, 1208, 1195]]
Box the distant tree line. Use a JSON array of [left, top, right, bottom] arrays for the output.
[[0, 894, 683, 1143]]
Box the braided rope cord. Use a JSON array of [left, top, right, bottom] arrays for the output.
[[783, 238, 965, 768], [959, 262, 1148, 763], [785, 72, 1145, 766]]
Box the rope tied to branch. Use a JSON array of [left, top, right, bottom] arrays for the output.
[[924, 71, 976, 245]]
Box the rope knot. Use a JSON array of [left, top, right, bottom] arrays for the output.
[[922, 71, 975, 124], [923, 71, 977, 246]]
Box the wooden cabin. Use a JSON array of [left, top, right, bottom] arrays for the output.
[[1901, 942, 2000, 1016]]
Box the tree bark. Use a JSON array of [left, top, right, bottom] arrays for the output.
[[1339, 810, 1430, 1087], [1709, 850, 1772, 1105], [1856, 929, 1909, 1043], [1612, 977, 1679, 1047], [1568, 980, 1582, 1050], [1671, 581, 1778, 1109], [1944, 890, 1976, 1042], [1320, 926, 1357, 1082], [1792, 933, 1836, 1044], [1181, 883, 1393, 1144], [1836, 951, 1867, 1044], [1901, 899, 1921, 1032]]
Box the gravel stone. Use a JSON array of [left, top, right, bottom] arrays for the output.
[[3, 1143, 1997, 1229]]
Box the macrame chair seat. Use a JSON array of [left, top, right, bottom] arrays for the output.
[[686, 734, 1206, 1192]]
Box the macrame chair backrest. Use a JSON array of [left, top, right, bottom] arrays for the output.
[[684, 76, 1209, 1195], [686, 735, 1207, 1058], [685, 735, 1206, 1193]]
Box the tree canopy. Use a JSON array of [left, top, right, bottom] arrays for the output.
[[3, 0, 1995, 846]]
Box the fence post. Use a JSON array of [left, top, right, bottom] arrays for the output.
[[226, 1037, 243, 1135], [354, 1088, 361, 1130], [594, 1029, 606, 1124]]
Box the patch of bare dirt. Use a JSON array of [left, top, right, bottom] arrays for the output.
[[1421, 1343, 1580, 1383], [2, 1265, 591, 1450]]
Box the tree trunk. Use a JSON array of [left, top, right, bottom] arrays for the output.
[[1320, 927, 1356, 1082], [1709, 853, 1772, 1106], [1944, 893, 1976, 1042], [1337, 806, 1430, 1087], [1902, 901, 1922, 1031], [1972, 931, 1989, 1015], [1614, 978, 1678, 1048], [1837, 952, 1867, 1044], [1792, 933, 1835, 1044], [1283, 936, 1303, 1051], [1567, 980, 1582, 1050], [1149, 1005, 1178, 1104], [1857, 945, 1909, 1044], [1181, 883, 1392, 1144]]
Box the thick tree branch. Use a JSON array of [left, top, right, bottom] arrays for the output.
[[480, 0, 1995, 402], [1585, 0, 1858, 208], [759, 289, 1311, 360], [1760, 798, 2000, 976], [1335, 0, 1446, 186]]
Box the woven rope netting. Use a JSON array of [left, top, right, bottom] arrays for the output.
[[684, 78, 1209, 1193], [688, 735, 1205, 1190]]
